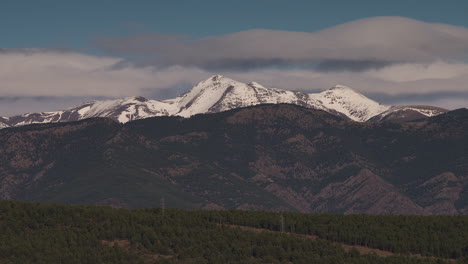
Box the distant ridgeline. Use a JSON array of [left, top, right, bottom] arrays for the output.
[[1, 200, 467, 264], [0, 75, 447, 129]]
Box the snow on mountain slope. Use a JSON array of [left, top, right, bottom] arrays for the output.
[[1, 75, 446, 128], [73, 96, 176, 123], [7, 111, 68, 127], [3, 97, 174, 127], [309, 85, 391, 122], [174, 75, 249, 117], [382, 105, 447, 118], [369, 105, 448, 122], [174, 75, 320, 117], [0, 118, 9, 129]]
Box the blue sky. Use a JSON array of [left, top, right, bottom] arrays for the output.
[[2, 0, 467, 51], [0, 0, 468, 115]]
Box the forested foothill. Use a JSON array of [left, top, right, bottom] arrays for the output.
[[1, 201, 467, 264]]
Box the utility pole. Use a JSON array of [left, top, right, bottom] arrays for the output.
[[280, 213, 285, 233], [161, 196, 165, 216]]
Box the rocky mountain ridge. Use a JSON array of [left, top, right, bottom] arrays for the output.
[[0, 75, 447, 128]]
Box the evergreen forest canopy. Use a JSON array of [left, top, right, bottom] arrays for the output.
[[0, 201, 467, 264]]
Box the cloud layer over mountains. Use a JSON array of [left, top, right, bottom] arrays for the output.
[[1, 17, 467, 116], [96, 17, 468, 69]]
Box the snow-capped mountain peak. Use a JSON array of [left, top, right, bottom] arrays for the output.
[[0, 76, 447, 128], [173, 75, 248, 117], [328, 84, 354, 90], [322, 84, 370, 99], [310, 85, 391, 122]]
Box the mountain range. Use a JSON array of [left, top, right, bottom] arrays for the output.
[[0, 75, 448, 128], [1, 104, 467, 214]]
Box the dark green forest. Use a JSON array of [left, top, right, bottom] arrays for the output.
[[0, 201, 467, 263], [202, 210, 468, 259]]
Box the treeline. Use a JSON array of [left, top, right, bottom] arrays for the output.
[[0, 201, 465, 264], [199, 210, 468, 259]]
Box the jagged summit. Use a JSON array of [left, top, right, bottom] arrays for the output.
[[172, 75, 248, 117], [199, 74, 233, 85], [328, 84, 354, 90], [211, 74, 226, 80], [132, 96, 148, 102], [1, 75, 446, 128]]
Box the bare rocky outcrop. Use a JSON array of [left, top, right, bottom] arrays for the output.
[[416, 172, 464, 215], [310, 169, 426, 215]]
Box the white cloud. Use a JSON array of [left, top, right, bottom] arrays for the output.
[[1, 16, 468, 115], [1, 50, 468, 110], [96, 16, 468, 67], [0, 50, 467, 116], [0, 51, 207, 97]]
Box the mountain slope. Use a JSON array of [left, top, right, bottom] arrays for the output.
[[174, 75, 321, 117], [1, 104, 467, 214], [0, 118, 9, 129], [1, 75, 446, 128], [369, 105, 448, 123], [309, 85, 391, 122]]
